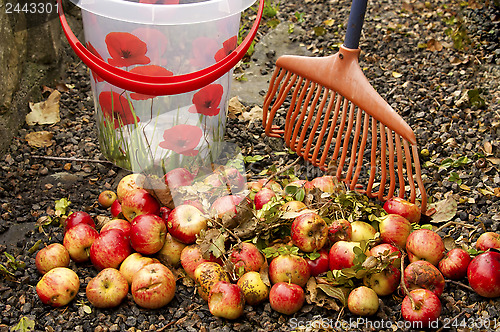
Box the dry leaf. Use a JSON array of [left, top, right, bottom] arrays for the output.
[[26, 90, 61, 125], [427, 39, 443, 52], [241, 106, 263, 123], [392, 71, 402, 78], [428, 196, 457, 223], [323, 19, 334, 26], [228, 96, 243, 119], [484, 141, 493, 154], [25, 131, 54, 148], [305, 277, 342, 311]]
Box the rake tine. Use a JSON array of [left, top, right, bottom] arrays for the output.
[[345, 106, 364, 185], [350, 111, 371, 190], [285, 79, 311, 143], [294, 84, 323, 156], [403, 139, 416, 202], [263, 69, 296, 137], [283, 76, 305, 142], [317, 92, 342, 169], [303, 88, 332, 163], [365, 116, 378, 198], [394, 134, 405, 198], [336, 102, 356, 181], [412, 144, 427, 211], [377, 122, 388, 202]]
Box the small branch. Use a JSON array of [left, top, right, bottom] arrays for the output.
[[436, 310, 466, 332], [435, 221, 477, 233], [262, 156, 302, 185], [210, 218, 242, 245], [399, 251, 418, 310], [446, 279, 475, 293], [31, 155, 114, 165]]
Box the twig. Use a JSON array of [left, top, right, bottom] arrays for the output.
[[435, 221, 477, 233], [210, 218, 242, 245], [400, 251, 418, 310], [31, 155, 114, 165], [446, 279, 475, 293], [436, 310, 466, 332], [263, 156, 302, 185]]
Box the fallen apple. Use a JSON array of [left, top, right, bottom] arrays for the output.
[[116, 173, 146, 203], [254, 188, 276, 210], [121, 188, 161, 222], [64, 211, 95, 232], [305, 248, 330, 277], [291, 212, 328, 253], [100, 218, 131, 240], [438, 248, 471, 280], [98, 190, 117, 208], [228, 242, 265, 277], [237, 271, 269, 305], [63, 223, 99, 263], [280, 200, 307, 213], [467, 250, 500, 298], [164, 167, 194, 189], [268, 254, 310, 287], [328, 219, 352, 243], [378, 214, 412, 248], [269, 282, 305, 315], [86, 268, 128, 308], [90, 229, 132, 271], [363, 264, 401, 296], [194, 261, 230, 301], [156, 233, 187, 267], [35, 243, 70, 275], [476, 232, 500, 251], [130, 214, 167, 255], [167, 204, 208, 244], [208, 281, 245, 319], [383, 197, 421, 224], [180, 245, 221, 280], [119, 252, 158, 285], [406, 229, 445, 266], [401, 289, 441, 328], [310, 175, 338, 193], [350, 221, 377, 242], [347, 286, 379, 316], [404, 260, 445, 297], [131, 263, 176, 309], [36, 267, 80, 307], [329, 241, 362, 271], [110, 200, 122, 218]]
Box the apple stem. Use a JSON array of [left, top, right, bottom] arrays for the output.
[[399, 251, 419, 310]]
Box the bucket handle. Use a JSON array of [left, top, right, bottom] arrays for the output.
[[57, 0, 264, 96]]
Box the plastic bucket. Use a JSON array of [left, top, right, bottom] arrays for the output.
[[58, 0, 263, 176]]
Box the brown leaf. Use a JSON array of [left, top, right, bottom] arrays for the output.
[[26, 90, 61, 125], [25, 131, 54, 148], [197, 228, 227, 259], [305, 277, 342, 311], [428, 196, 458, 223], [228, 96, 243, 119], [142, 175, 174, 209], [427, 39, 443, 52], [241, 106, 263, 123], [259, 260, 271, 287]]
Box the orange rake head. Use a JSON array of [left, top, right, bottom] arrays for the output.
[[262, 10, 427, 212]]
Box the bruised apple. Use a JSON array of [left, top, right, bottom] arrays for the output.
[[86, 268, 128, 308], [347, 286, 379, 316], [36, 267, 80, 307], [228, 242, 265, 276], [180, 245, 221, 280], [208, 281, 245, 320], [291, 212, 328, 253], [119, 252, 158, 285], [131, 263, 176, 309], [329, 241, 362, 271], [404, 260, 445, 297], [237, 271, 269, 305], [194, 262, 230, 301], [328, 219, 352, 243]]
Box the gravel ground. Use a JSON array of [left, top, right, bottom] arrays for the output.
[[0, 0, 499, 331]]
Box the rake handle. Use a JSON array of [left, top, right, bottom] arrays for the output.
[[344, 0, 368, 49]]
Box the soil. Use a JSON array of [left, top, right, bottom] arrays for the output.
[[0, 0, 499, 331]]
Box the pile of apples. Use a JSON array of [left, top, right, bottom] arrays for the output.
[[34, 166, 500, 326]]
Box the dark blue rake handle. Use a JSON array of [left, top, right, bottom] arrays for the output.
[[344, 0, 368, 50]]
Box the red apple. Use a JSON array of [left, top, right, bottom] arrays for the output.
[[36, 267, 80, 307], [237, 271, 269, 305], [404, 260, 445, 297], [182, 200, 205, 213], [329, 241, 362, 271], [467, 251, 500, 298], [119, 252, 158, 285], [156, 233, 187, 267], [328, 219, 352, 243], [246, 180, 263, 192], [210, 194, 244, 218], [98, 190, 117, 208], [378, 214, 412, 248], [116, 173, 145, 203], [63, 223, 99, 263], [363, 264, 401, 296], [100, 219, 131, 240], [35, 243, 70, 275], [131, 263, 176, 309], [121, 188, 161, 222], [194, 262, 230, 301], [208, 281, 245, 319], [167, 204, 208, 244], [347, 286, 379, 316], [401, 289, 441, 328], [406, 229, 445, 266], [110, 200, 122, 218], [228, 242, 265, 277], [438, 248, 471, 280], [90, 229, 132, 271], [64, 211, 95, 232], [350, 221, 377, 242], [291, 212, 328, 253], [269, 282, 305, 315], [218, 166, 247, 194], [383, 197, 421, 224], [86, 268, 128, 308], [130, 214, 167, 255], [476, 232, 500, 251], [305, 249, 330, 276], [369, 243, 401, 259], [180, 245, 221, 280], [254, 188, 276, 210], [268, 254, 310, 287], [164, 167, 194, 189], [310, 175, 338, 193]]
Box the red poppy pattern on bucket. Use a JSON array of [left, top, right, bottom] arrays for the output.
[[190, 37, 219, 68], [159, 124, 203, 156], [129, 65, 173, 100], [188, 84, 224, 116], [214, 36, 237, 62], [99, 91, 139, 128], [86, 42, 105, 83], [105, 32, 151, 67]]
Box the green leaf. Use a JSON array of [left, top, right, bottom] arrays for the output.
[[83, 305, 92, 314], [28, 240, 42, 254], [243, 155, 265, 163], [11, 316, 35, 332], [55, 198, 71, 217], [307, 251, 321, 260]]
